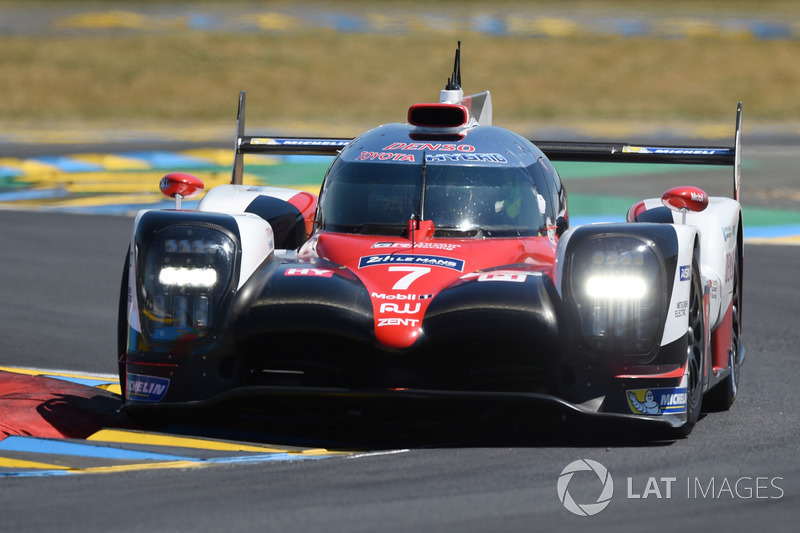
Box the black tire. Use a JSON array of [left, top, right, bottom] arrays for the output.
[[673, 257, 705, 437], [117, 250, 130, 401], [704, 255, 742, 411]]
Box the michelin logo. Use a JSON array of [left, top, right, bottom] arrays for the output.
[[126, 373, 170, 402], [627, 387, 687, 415]]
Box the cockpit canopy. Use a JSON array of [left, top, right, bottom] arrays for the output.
[[316, 125, 565, 238]]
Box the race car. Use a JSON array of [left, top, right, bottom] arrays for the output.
[[118, 43, 744, 437]]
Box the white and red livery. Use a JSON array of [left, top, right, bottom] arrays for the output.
[[118, 44, 744, 437]]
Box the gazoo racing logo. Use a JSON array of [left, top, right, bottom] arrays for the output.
[[372, 241, 461, 251]]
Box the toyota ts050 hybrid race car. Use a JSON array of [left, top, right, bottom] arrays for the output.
[[118, 44, 744, 437]]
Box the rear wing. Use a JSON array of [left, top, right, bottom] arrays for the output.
[[231, 91, 743, 201]]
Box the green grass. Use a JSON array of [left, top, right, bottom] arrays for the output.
[[1, 1, 799, 134]]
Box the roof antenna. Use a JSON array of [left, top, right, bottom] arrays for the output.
[[441, 41, 464, 104], [420, 150, 428, 222], [445, 41, 461, 90], [408, 151, 428, 251]]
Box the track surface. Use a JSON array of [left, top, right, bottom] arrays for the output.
[[1, 148, 799, 531]]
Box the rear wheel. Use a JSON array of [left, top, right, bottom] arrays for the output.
[[705, 255, 742, 410]]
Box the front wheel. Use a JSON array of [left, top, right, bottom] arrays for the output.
[[117, 250, 130, 401], [673, 257, 705, 437]]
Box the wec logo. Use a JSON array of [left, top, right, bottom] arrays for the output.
[[557, 460, 614, 516]]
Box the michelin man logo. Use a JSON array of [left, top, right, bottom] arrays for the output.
[[628, 389, 661, 414], [557, 459, 614, 516], [627, 387, 688, 416]]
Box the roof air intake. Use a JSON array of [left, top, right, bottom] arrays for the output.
[[408, 104, 469, 128]]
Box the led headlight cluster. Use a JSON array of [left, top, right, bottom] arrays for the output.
[[568, 236, 664, 355], [141, 225, 236, 342]]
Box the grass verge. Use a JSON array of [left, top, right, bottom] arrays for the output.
[[1, 8, 799, 133]]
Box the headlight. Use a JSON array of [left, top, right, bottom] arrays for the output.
[[567, 236, 665, 356], [140, 225, 236, 342], [585, 275, 647, 299]]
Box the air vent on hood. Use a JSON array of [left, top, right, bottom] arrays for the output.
[[408, 104, 469, 128]]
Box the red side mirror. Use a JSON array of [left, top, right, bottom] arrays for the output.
[[159, 173, 205, 209], [661, 186, 708, 213]]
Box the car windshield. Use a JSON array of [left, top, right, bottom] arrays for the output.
[[318, 161, 548, 237]]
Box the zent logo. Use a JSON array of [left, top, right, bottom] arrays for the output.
[[377, 318, 419, 327], [557, 459, 614, 516]]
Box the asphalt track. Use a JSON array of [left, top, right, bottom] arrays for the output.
[[0, 145, 799, 531]]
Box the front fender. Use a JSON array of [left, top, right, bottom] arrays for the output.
[[556, 223, 695, 363]]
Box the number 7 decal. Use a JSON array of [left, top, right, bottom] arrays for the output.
[[388, 266, 430, 290]]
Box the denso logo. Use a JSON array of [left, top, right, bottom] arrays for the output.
[[383, 142, 475, 152], [379, 302, 421, 314], [372, 292, 417, 300]]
